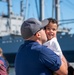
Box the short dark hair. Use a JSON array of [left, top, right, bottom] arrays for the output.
[[42, 18, 58, 30], [0, 48, 3, 54], [47, 18, 58, 26]]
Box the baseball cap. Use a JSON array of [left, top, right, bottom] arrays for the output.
[[21, 18, 48, 39]]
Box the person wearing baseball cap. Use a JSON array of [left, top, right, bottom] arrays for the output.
[[15, 18, 68, 75]]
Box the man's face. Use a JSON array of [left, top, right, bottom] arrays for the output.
[[39, 29, 47, 44], [45, 22, 58, 40]]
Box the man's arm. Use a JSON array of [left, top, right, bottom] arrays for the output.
[[55, 60, 68, 75], [40, 46, 68, 75], [61, 54, 68, 68]]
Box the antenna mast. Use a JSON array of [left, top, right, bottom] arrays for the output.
[[7, 0, 13, 18], [55, 0, 60, 23], [39, 0, 44, 21], [20, 0, 24, 17]]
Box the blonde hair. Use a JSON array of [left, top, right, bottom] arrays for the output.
[[0, 48, 3, 55]]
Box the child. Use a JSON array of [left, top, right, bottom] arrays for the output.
[[43, 18, 63, 58], [43, 18, 68, 74]]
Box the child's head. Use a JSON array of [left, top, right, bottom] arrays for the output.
[[44, 18, 58, 40]]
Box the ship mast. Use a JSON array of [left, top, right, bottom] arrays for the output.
[[7, 0, 13, 18], [39, 0, 44, 21], [20, 0, 24, 16], [0, 0, 12, 17], [54, 0, 69, 33], [7, 0, 12, 32], [54, 0, 60, 23]]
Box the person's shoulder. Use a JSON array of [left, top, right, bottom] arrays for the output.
[[51, 37, 59, 44], [0, 57, 5, 62], [0, 59, 4, 65]]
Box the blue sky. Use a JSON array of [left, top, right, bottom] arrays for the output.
[[0, 0, 74, 33]]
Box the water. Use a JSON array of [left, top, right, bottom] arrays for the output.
[[9, 63, 74, 75]]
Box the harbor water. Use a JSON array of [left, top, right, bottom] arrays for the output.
[[9, 63, 74, 75]]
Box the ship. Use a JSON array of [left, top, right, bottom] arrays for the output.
[[57, 29, 74, 62], [0, 0, 24, 66], [0, 0, 74, 66]]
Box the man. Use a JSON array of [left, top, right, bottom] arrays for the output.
[[15, 18, 68, 75]]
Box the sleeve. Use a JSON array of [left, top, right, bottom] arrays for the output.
[[39, 46, 61, 71]]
